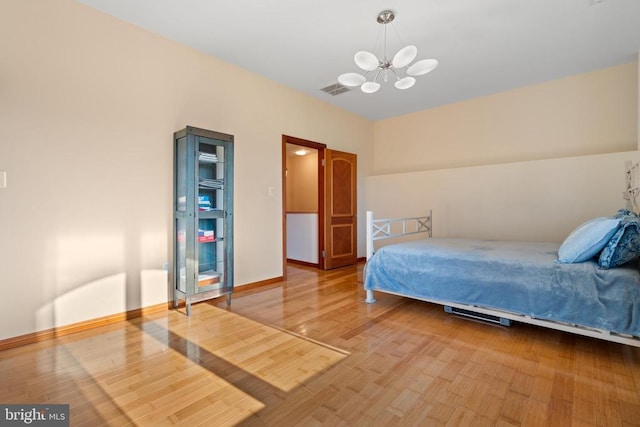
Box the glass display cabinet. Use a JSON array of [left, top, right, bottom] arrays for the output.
[[173, 126, 234, 315]]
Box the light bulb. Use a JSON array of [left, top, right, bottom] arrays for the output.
[[354, 51, 379, 71], [338, 73, 366, 87], [361, 81, 381, 93], [392, 45, 417, 68], [394, 76, 416, 90], [407, 59, 438, 76]]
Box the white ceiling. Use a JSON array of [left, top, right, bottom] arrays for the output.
[[78, 0, 640, 121]]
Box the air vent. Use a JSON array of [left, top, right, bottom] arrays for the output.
[[320, 83, 351, 96]]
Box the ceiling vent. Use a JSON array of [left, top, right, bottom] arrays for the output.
[[320, 83, 351, 96]]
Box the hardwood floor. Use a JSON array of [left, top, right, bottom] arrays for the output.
[[1, 263, 639, 426]]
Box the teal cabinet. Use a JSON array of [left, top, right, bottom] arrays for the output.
[[173, 126, 234, 315]]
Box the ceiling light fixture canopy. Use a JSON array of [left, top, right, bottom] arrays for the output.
[[338, 10, 438, 94]]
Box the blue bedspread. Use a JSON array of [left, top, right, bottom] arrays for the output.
[[364, 238, 640, 337]]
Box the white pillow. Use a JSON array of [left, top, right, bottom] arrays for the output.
[[557, 217, 621, 263]]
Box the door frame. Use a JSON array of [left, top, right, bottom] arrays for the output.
[[282, 135, 326, 279]]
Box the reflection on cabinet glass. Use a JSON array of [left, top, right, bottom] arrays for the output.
[[173, 126, 233, 316]]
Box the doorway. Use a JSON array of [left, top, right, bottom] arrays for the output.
[[282, 136, 325, 274], [282, 135, 358, 277]]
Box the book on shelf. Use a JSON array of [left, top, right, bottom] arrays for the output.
[[198, 195, 213, 211], [198, 229, 214, 242], [198, 178, 224, 190], [198, 152, 219, 163]]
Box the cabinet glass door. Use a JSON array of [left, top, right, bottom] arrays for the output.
[[196, 138, 225, 292], [174, 135, 188, 293]]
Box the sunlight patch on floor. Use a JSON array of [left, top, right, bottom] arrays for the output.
[[168, 304, 349, 392]]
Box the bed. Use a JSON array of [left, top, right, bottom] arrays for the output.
[[363, 162, 640, 347]]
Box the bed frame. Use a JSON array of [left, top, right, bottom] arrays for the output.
[[364, 161, 640, 347]]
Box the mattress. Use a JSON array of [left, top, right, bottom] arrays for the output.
[[363, 238, 640, 336]]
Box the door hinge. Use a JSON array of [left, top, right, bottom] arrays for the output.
[[322, 250, 326, 258], [321, 159, 325, 167]]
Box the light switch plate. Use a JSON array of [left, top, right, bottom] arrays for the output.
[[0, 171, 6, 189]]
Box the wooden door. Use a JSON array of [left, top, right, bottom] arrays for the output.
[[323, 149, 357, 269]]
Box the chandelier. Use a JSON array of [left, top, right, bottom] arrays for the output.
[[338, 10, 438, 94]]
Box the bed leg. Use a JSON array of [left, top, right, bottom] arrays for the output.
[[365, 290, 376, 304]]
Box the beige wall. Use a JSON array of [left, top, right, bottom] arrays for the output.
[[0, 0, 372, 340], [286, 151, 318, 212], [367, 151, 640, 243], [368, 58, 640, 244], [374, 62, 638, 175]]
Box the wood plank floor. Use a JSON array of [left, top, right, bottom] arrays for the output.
[[2, 263, 640, 426]]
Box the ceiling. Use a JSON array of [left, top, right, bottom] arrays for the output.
[[78, 0, 640, 121]]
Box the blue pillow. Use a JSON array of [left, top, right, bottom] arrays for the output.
[[614, 208, 634, 219], [598, 213, 640, 269], [557, 217, 621, 263]]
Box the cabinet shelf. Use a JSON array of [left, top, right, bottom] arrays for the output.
[[198, 211, 225, 219], [198, 269, 221, 286]]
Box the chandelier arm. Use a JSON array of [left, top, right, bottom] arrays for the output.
[[388, 67, 400, 81], [372, 68, 383, 83]]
